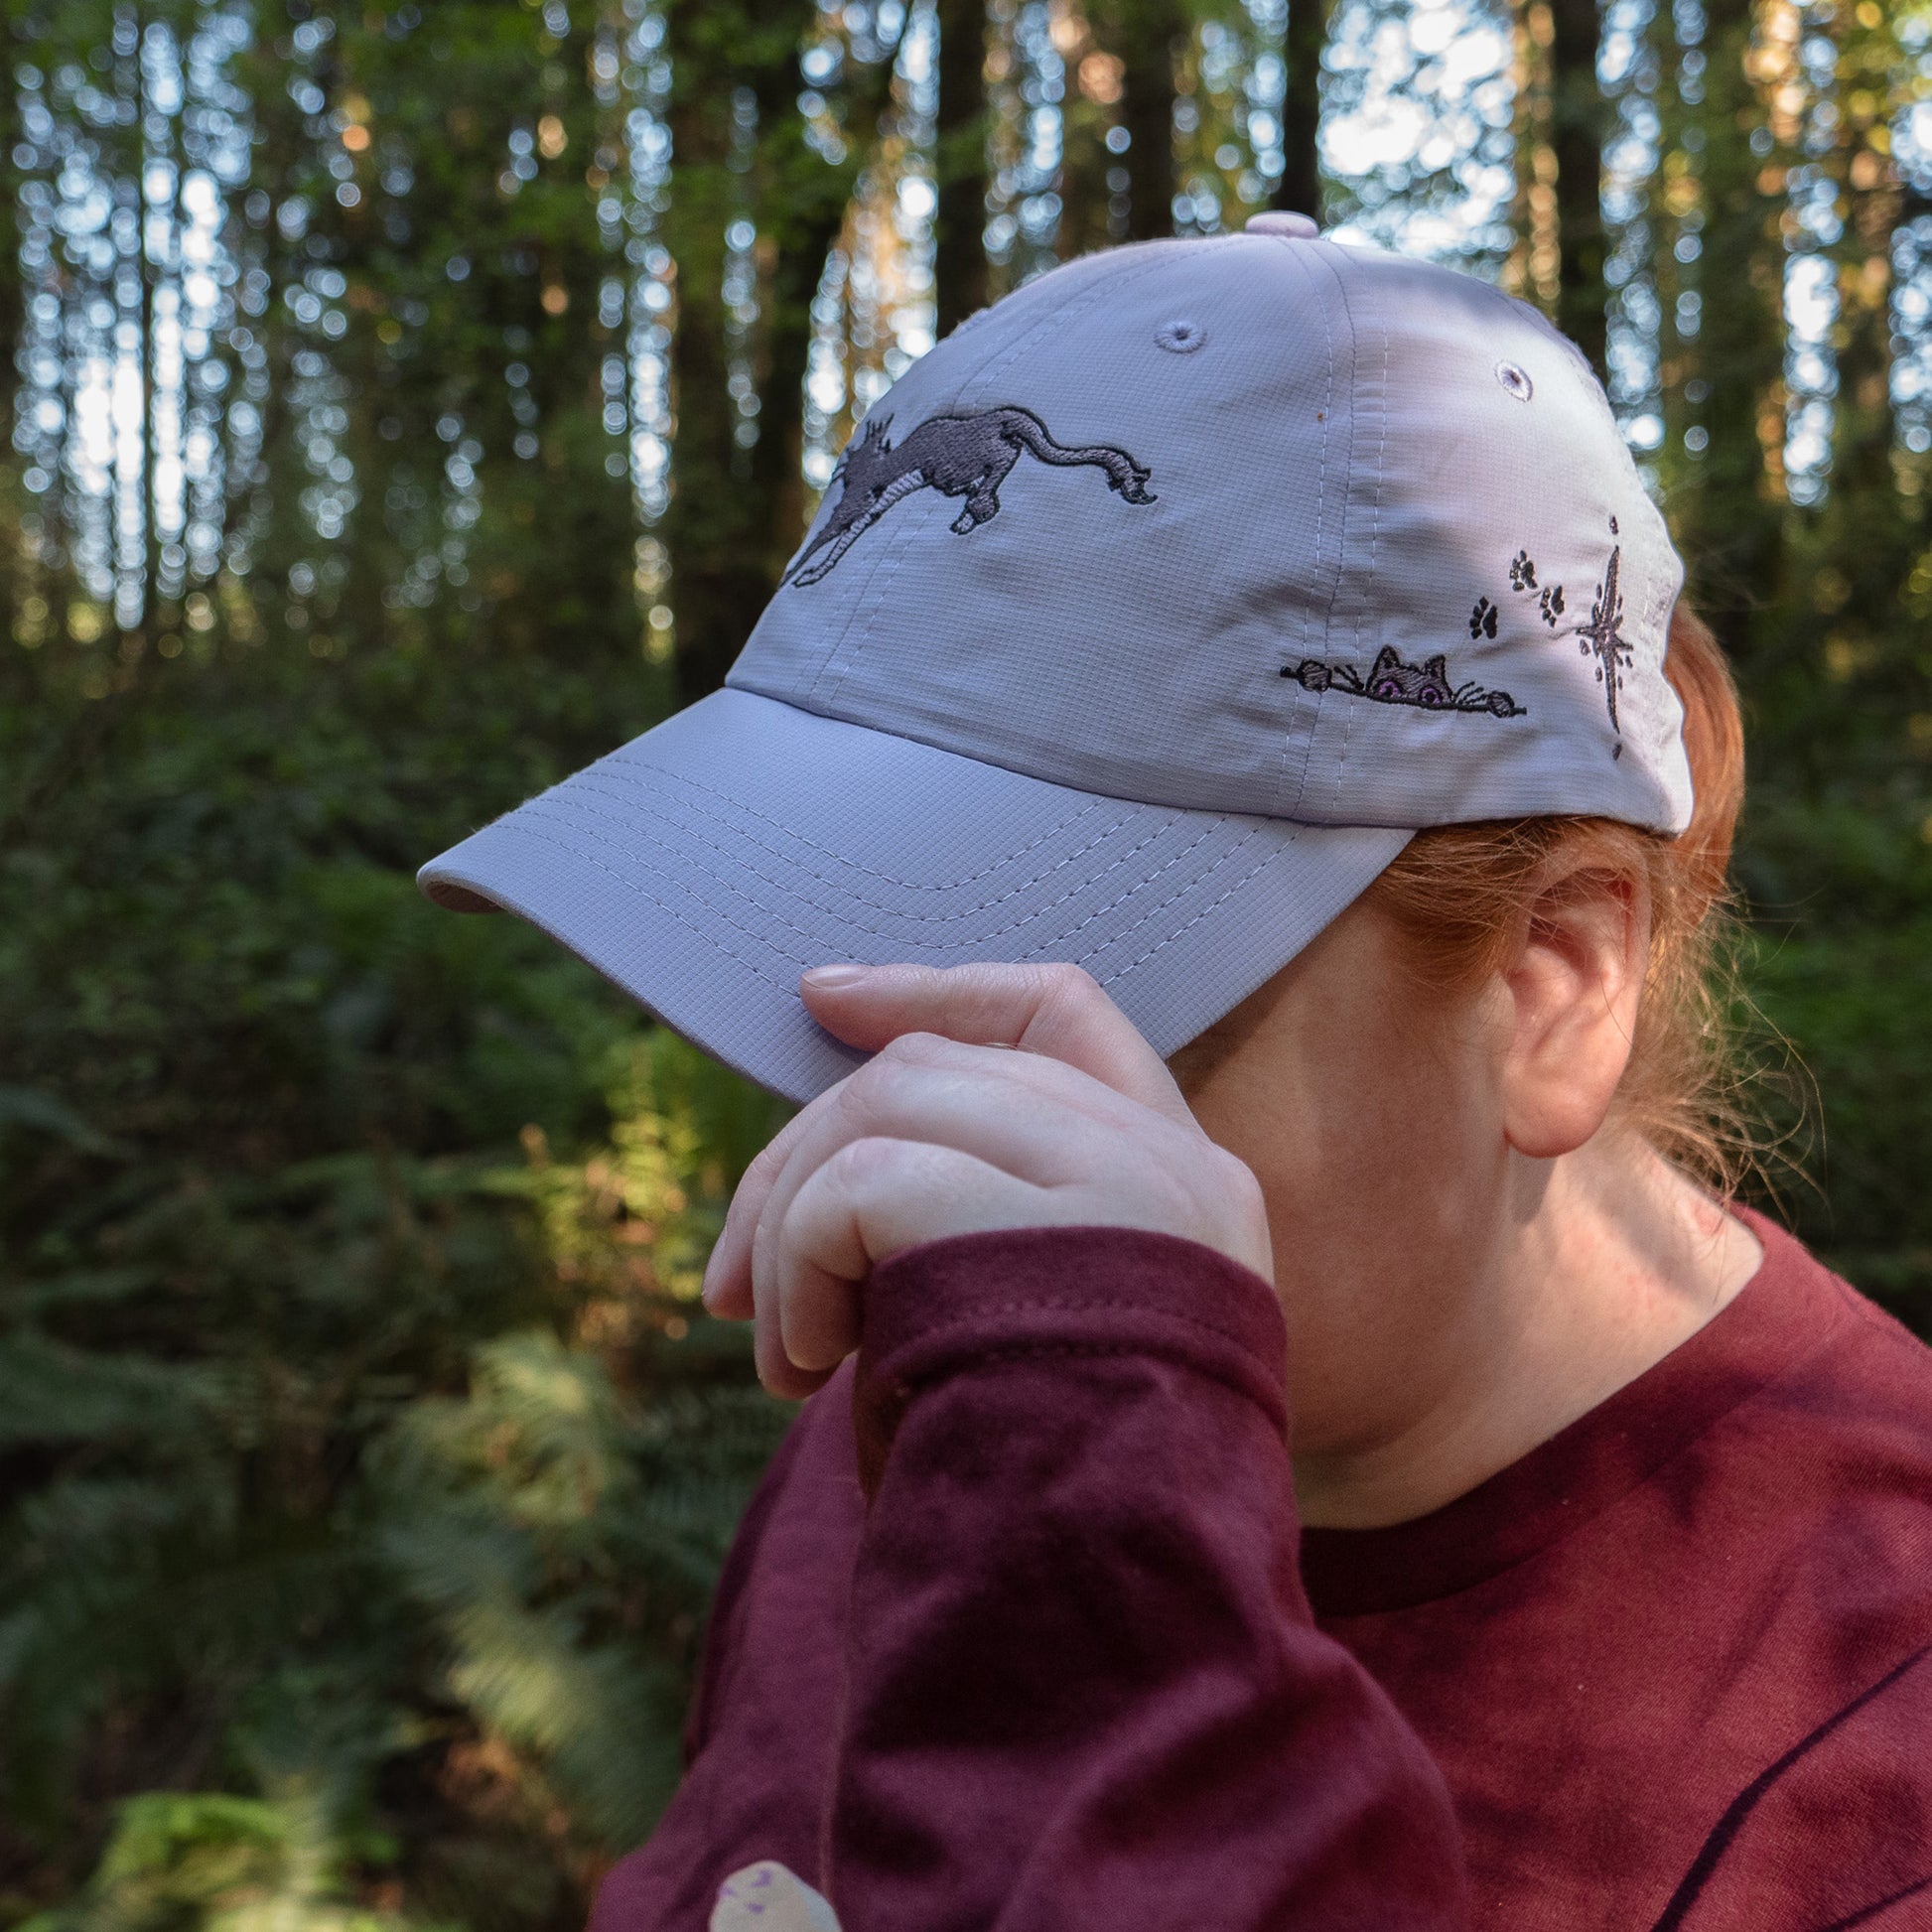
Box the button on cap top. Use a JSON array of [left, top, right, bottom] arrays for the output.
[[1246, 210, 1319, 239]]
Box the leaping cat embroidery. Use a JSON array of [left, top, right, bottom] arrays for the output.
[[781, 404, 1156, 587]]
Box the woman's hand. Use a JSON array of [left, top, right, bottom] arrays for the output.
[[700, 961, 1275, 1398]]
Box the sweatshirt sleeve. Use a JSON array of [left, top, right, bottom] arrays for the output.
[[827, 1223, 1470, 1932]]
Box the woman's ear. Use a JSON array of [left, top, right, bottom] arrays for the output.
[[1498, 850, 1650, 1161]]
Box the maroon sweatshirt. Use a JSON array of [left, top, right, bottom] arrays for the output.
[[592, 1210, 1932, 1931]]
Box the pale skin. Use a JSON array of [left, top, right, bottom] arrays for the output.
[[699, 844, 1763, 1529]]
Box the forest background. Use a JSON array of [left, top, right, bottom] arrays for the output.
[[1, 0, 1927, 1926]]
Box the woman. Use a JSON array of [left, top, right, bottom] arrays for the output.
[[420, 220, 1932, 1929]]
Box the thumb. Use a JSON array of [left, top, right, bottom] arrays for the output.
[[799, 961, 1198, 1129]]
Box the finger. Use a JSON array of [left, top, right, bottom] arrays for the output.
[[767, 1136, 1049, 1375], [799, 961, 1200, 1130], [753, 1034, 1214, 1324], [703, 1073, 855, 1319], [754, 1309, 834, 1402], [721, 1036, 1160, 1329]]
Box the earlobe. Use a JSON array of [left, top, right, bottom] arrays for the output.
[[1499, 862, 1648, 1162]]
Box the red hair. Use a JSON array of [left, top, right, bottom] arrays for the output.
[[1367, 603, 1750, 1186]]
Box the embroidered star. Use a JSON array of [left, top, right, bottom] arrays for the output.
[[1574, 533, 1634, 736]]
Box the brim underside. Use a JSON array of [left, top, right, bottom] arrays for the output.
[[418, 687, 1411, 1105]]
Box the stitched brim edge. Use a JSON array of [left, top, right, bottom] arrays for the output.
[[417, 687, 1412, 1104]]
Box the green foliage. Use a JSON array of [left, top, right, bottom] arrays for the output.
[[21, 1791, 378, 1932], [378, 1329, 787, 1850], [1741, 914, 1932, 1313], [3, 1, 1930, 1929], [0, 621, 792, 1925]]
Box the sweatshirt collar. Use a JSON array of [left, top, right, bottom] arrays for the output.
[[1299, 1210, 1845, 1618]]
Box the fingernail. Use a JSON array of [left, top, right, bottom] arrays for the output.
[[802, 964, 868, 989]]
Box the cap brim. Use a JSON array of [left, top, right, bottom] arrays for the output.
[[418, 688, 1411, 1105]]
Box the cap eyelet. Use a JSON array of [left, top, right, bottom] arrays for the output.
[[1495, 359, 1534, 402], [1156, 319, 1207, 354]]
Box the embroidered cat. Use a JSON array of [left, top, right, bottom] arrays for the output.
[[781, 404, 1156, 588], [1282, 644, 1524, 718]]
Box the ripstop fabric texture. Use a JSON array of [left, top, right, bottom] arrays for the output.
[[420, 226, 1691, 1103]]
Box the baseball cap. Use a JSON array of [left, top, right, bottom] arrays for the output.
[[419, 213, 1691, 1106]]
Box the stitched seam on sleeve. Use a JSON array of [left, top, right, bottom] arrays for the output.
[[873, 1289, 1275, 1358], [885, 1339, 1286, 1420]]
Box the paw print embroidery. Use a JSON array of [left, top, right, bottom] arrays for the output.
[[1469, 596, 1499, 639], [1501, 544, 1569, 630]]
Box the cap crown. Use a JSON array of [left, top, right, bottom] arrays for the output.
[[727, 232, 1691, 835]]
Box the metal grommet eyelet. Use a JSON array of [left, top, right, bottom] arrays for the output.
[[1495, 358, 1534, 402], [1156, 319, 1207, 354]]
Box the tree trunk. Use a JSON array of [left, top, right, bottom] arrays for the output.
[[1548, 0, 1607, 374], [934, 0, 991, 334], [662, 4, 761, 702], [1116, 0, 1184, 239], [1057, 4, 1114, 262], [0, 53, 23, 647], [1800, 5, 1921, 791], [748, 32, 899, 583], [1675, 0, 1787, 668], [665, 2, 897, 701], [1276, 0, 1326, 222]]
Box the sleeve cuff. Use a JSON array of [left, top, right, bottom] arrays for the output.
[[852, 1224, 1289, 1495]]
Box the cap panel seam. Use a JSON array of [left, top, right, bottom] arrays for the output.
[[1281, 242, 1373, 821], [806, 243, 1233, 718], [819, 246, 1206, 713], [1275, 240, 1337, 821], [1341, 270, 1392, 819]]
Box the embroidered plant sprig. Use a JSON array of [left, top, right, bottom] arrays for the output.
[[1572, 518, 1633, 736], [1493, 519, 1627, 733]]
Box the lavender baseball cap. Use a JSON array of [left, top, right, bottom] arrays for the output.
[[419, 216, 1691, 1105]]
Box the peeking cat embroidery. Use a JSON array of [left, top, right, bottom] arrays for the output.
[[1281, 644, 1524, 718]]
